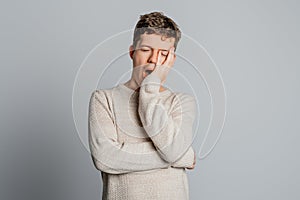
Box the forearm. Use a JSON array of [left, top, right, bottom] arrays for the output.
[[138, 73, 196, 163], [89, 133, 171, 174]]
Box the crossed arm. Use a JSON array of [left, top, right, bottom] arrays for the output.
[[88, 79, 196, 174]]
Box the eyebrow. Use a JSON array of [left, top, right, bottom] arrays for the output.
[[139, 44, 169, 51]]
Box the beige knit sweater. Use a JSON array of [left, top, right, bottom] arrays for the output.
[[88, 72, 197, 200]]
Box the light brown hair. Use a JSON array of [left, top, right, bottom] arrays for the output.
[[133, 11, 181, 51]]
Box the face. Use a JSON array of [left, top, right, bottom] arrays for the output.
[[129, 33, 176, 85]]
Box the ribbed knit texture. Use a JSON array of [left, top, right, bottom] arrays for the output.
[[88, 72, 197, 200]]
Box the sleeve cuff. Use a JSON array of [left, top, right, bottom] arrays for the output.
[[140, 73, 161, 94], [171, 147, 195, 168]]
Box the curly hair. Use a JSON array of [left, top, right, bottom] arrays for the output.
[[133, 11, 181, 51]]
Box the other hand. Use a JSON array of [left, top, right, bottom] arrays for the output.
[[186, 152, 196, 170]]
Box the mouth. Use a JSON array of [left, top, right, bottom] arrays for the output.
[[142, 65, 155, 78], [145, 69, 153, 75], [143, 68, 154, 77]]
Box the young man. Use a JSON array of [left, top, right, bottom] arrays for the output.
[[88, 11, 197, 200]]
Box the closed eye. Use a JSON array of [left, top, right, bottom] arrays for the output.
[[161, 51, 168, 56]]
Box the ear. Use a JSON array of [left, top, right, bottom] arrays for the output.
[[129, 45, 135, 59]]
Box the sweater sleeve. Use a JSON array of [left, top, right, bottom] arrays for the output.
[[138, 72, 197, 164], [171, 146, 195, 168], [88, 90, 173, 174]]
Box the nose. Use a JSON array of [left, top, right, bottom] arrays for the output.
[[148, 50, 159, 64]]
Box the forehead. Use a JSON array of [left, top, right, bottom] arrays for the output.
[[136, 34, 175, 50]]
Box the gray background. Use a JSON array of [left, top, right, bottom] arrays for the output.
[[1, 0, 299, 199]]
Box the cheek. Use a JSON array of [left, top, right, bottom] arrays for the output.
[[133, 53, 148, 67], [133, 58, 141, 67]]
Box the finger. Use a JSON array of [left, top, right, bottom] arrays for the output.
[[186, 165, 195, 170], [156, 50, 164, 66], [164, 47, 175, 66]]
